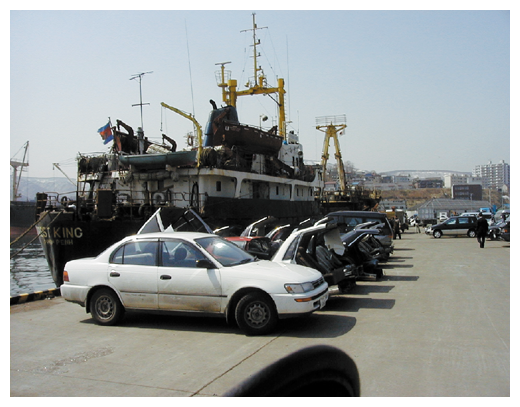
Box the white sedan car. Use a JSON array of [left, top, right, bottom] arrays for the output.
[[61, 232, 329, 336]]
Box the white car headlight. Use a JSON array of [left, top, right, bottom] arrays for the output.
[[285, 282, 314, 294]]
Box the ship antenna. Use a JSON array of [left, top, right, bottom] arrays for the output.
[[185, 20, 196, 120], [240, 12, 267, 87], [130, 71, 153, 130]]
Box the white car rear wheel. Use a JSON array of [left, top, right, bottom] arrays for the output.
[[90, 288, 125, 326]]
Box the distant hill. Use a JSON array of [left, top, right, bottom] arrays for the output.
[[381, 170, 472, 178], [10, 176, 76, 202]]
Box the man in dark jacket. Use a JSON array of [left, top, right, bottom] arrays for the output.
[[476, 213, 489, 248]]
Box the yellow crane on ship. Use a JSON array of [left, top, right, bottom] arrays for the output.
[[317, 115, 381, 210], [317, 115, 348, 194], [160, 102, 203, 168]]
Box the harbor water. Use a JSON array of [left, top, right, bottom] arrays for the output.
[[10, 243, 56, 296]]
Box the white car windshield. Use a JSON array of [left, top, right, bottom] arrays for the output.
[[196, 236, 256, 267]]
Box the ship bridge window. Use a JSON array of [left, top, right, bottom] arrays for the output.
[[216, 181, 221, 192]]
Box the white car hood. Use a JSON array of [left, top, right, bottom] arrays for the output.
[[235, 260, 322, 282]]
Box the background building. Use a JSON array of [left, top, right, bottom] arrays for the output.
[[414, 178, 444, 189], [379, 199, 407, 211], [452, 184, 483, 200], [473, 160, 510, 189], [444, 174, 483, 188]]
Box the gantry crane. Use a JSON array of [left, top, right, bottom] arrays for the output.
[[316, 115, 381, 211], [10, 141, 29, 201], [317, 115, 348, 193]]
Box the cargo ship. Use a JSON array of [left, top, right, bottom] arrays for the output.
[[10, 141, 37, 246], [35, 14, 324, 287]]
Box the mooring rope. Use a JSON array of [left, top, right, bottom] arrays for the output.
[[10, 211, 49, 247], [10, 211, 62, 259]]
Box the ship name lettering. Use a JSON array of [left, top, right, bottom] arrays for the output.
[[40, 227, 48, 238], [51, 227, 83, 239]]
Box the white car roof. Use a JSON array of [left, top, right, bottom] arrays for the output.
[[126, 231, 216, 241]]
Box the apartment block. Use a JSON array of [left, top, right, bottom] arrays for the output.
[[472, 160, 510, 189]]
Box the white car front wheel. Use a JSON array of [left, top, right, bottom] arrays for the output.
[[235, 292, 278, 336]]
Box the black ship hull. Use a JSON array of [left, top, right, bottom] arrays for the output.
[[320, 198, 381, 213], [10, 201, 37, 245], [203, 197, 321, 228]]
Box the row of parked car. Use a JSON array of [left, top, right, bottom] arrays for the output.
[[425, 212, 510, 241], [60, 209, 396, 336]]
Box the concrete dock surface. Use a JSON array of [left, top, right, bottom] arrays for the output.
[[10, 232, 510, 397]]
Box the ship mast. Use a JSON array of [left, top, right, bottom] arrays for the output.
[[130, 71, 153, 130], [216, 13, 287, 140]]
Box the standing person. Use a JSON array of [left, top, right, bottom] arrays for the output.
[[415, 218, 421, 233], [393, 217, 401, 239], [476, 212, 489, 248]]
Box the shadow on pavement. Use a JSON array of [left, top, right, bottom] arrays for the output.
[[382, 275, 419, 281], [347, 284, 394, 295], [79, 307, 355, 339], [324, 295, 396, 312], [280, 313, 357, 339]]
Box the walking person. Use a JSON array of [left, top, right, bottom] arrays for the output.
[[393, 217, 401, 239], [415, 218, 421, 233], [476, 212, 489, 248]]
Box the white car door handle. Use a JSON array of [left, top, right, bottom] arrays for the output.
[[160, 275, 172, 280], [110, 272, 120, 277]]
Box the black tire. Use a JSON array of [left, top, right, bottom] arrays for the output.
[[433, 230, 442, 239], [235, 292, 278, 336], [338, 279, 356, 293], [467, 229, 476, 238], [90, 288, 125, 326]]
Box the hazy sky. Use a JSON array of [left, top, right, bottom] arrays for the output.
[[10, 6, 511, 179]]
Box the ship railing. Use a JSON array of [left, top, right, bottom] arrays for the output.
[[36, 191, 76, 210], [74, 188, 203, 216]]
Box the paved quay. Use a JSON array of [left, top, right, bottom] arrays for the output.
[[10, 232, 510, 397]]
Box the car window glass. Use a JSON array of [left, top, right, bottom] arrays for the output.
[[446, 219, 456, 225], [161, 240, 206, 268], [229, 240, 246, 250], [111, 241, 158, 266], [249, 239, 269, 252], [459, 218, 469, 225], [283, 236, 300, 261], [344, 217, 363, 231], [111, 245, 124, 264], [196, 236, 255, 267]]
